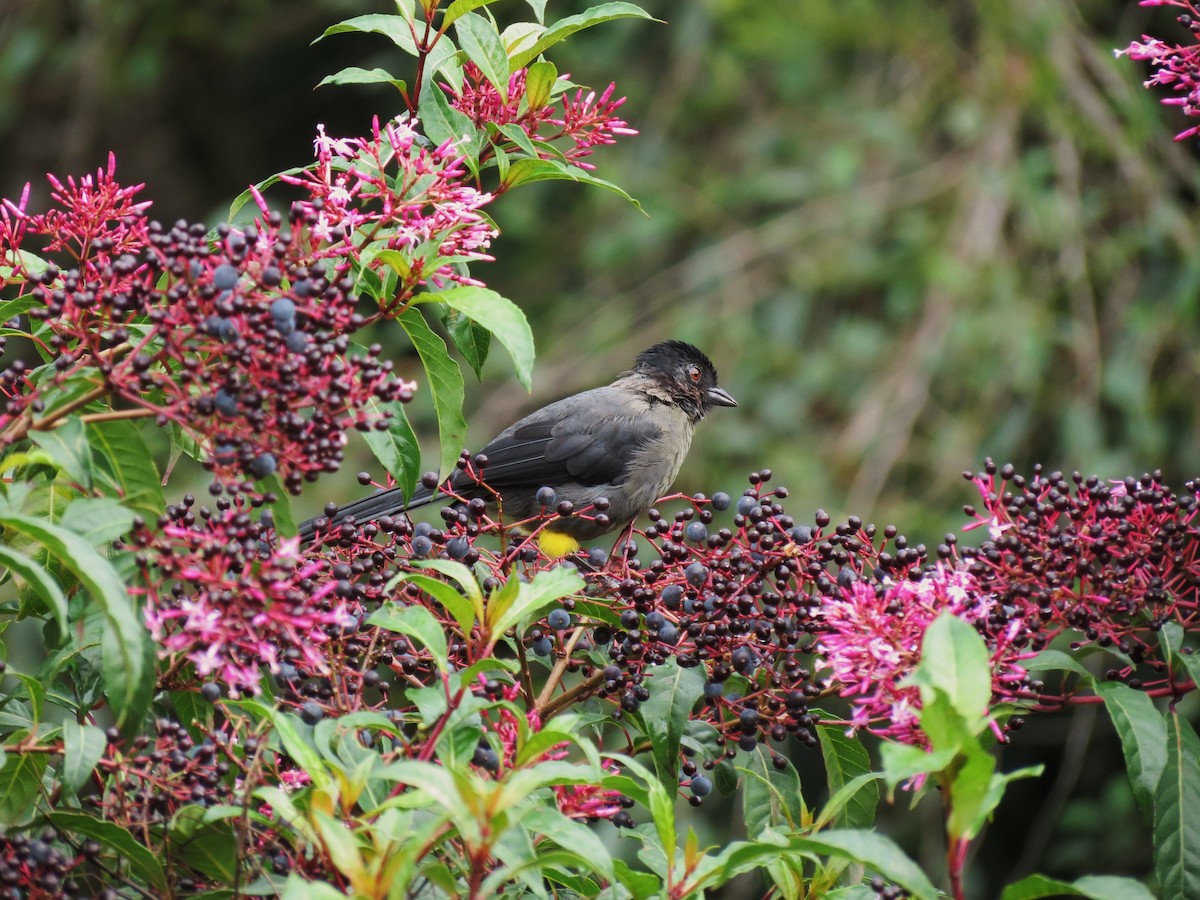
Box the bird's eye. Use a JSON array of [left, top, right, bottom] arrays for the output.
[[688, 365, 702, 383]]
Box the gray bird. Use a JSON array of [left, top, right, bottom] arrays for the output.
[[300, 340, 737, 555]]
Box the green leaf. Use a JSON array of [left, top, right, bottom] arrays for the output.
[[455, 13, 510, 103], [367, 603, 450, 671], [742, 747, 805, 834], [419, 77, 476, 149], [509, 3, 656, 69], [50, 811, 168, 890], [30, 417, 93, 491], [59, 498, 135, 547], [61, 721, 107, 795], [0, 296, 43, 323], [316, 66, 406, 95], [1094, 680, 1167, 824], [524, 60, 557, 110], [518, 806, 614, 881], [1025, 648, 1095, 681], [314, 14, 418, 55], [945, 742, 997, 841], [361, 397, 421, 510], [227, 165, 308, 222], [0, 514, 150, 728], [0, 545, 68, 631], [442, 0, 502, 29], [489, 565, 584, 637], [427, 286, 535, 390], [256, 473, 297, 539], [413, 558, 484, 608], [799, 830, 937, 900], [1155, 711, 1200, 897], [170, 806, 239, 882], [523, 0, 548, 23], [442, 306, 492, 381], [398, 308, 467, 484], [639, 658, 705, 791], [1000, 873, 1156, 900], [501, 157, 642, 209], [818, 720, 879, 829], [0, 745, 47, 825], [914, 612, 991, 730], [394, 572, 478, 645], [87, 419, 165, 519]]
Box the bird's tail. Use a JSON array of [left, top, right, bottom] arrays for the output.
[[298, 484, 438, 544]]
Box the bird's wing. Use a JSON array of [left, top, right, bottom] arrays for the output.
[[467, 387, 660, 491]]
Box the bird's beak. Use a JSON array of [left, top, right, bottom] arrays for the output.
[[706, 386, 738, 408]]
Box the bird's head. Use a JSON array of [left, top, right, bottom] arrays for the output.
[[632, 340, 737, 420]]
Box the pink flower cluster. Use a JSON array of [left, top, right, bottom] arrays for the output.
[[816, 566, 1030, 744], [276, 115, 497, 298], [131, 497, 350, 696], [446, 62, 637, 170], [1116, 1, 1200, 140]]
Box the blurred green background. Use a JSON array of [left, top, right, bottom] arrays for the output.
[[2, 0, 1196, 893]]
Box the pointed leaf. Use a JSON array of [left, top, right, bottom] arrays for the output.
[[455, 13, 510, 103], [30, 417, 92, 491], [398, 308, 466, 483], [442, 0, 503, 29], [1001, 873, 1156, 900], [1155, 711, 1200, 897], [818, 720, 879, 829], [427, 286, 534, 390], [489, 565, 584, 637], [1094, 680, 1167, 824], [509, 3, 656, 69], [361, 397, 421, 511], [316, 66, 406, 94], [524, 60, 557, 110], [419, 78, 476, 149], [0, 746, 47, 825], [0, 545, 68, 631], [442, 306, 492, 381], [394, 572, 477, 644], [87, 419, 164, 519], [314, 14, 418, 55], [799, 830, 937, 900], [61, 721, 106, 795], [915, 612, 991, 729], [367, 602, 450, 671], [501, 157, 642, 209], [742, 747, 805, 834], [50, 811, 167, 890], [639, 658, 705, 791], [0, 514, 150, 728]]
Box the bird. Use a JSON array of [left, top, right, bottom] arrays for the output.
[[299, 340, 737, 556]]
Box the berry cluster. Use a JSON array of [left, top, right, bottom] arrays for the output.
[[299, 468, 939, 775], [0, 160, 414, 491], [961, 459, 1200, 695], [92, 719, 234, 829], [0, 830, 96, 900]]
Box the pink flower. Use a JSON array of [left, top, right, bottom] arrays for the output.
[[817, 565, 1025, 745]]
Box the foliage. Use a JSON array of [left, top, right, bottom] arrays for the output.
[[0, 1, 1199, 898]]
